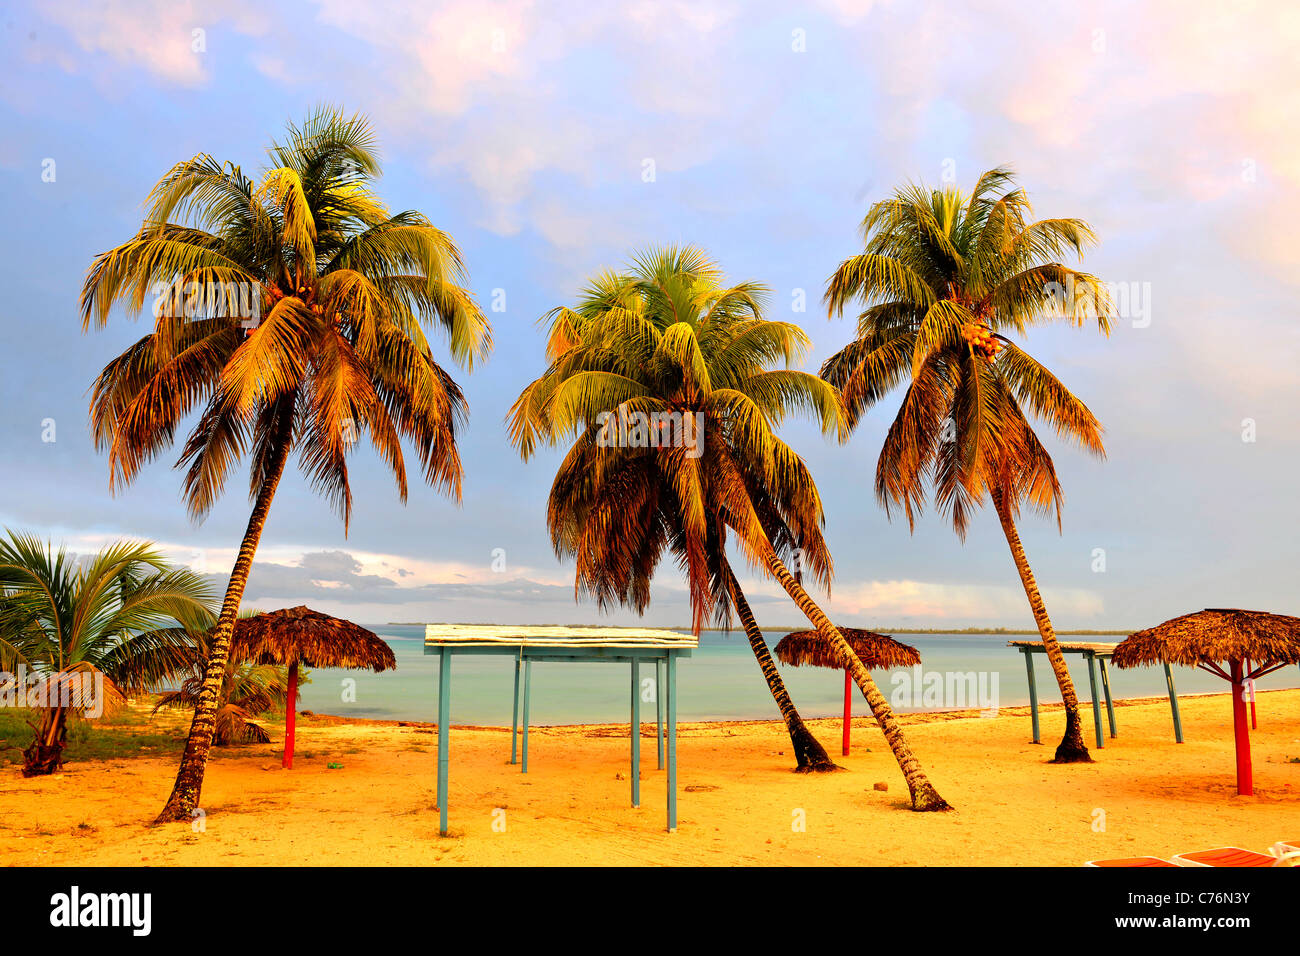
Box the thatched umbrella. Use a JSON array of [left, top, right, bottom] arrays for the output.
[[775, 629, 921, 756], [230, 606, 396, 769], [1113, 608, 1300, 796]]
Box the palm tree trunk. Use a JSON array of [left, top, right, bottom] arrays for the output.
[[723, 562, 838, 773], [759, 546, 951, 811], [22, 706, 68, 776], [155, 439, 292, 823], [991, 489, 1091, 763]]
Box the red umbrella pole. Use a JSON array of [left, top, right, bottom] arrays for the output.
[[842, 670, 852, 756], [1229, 658, 1253, 796], [283, 660, 299, 770]]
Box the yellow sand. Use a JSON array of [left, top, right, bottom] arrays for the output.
[[3, 690, 1298, 866]]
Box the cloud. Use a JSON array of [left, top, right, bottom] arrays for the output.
[[309, 0, 544, 115], [814, 0, 886, 25], [174, 546, 595, 622], [25, 0, 1300, 268], [225, 555, 576, 608], [734, 573, 1104, 625], [35, 0, 268, 86], [250, 53, 292, 84], [160, 539, 1096, 628], [303, 0, 751, 237]]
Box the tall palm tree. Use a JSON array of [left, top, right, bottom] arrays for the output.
[[80, 107, 492, 820], [821, 166, 1110, 763], [510, 247, 949, 807], [0, 533, 214, 775], [546, 406, 837, 772]]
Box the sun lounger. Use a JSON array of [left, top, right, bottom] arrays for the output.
[[1084, 856, 1178, 867], [1172, 846, 1276, 867]]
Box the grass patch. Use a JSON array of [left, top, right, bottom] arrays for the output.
[[0, 702, 273, 768]]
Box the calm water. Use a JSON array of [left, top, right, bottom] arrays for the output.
[[296, 626, 1300, 725]]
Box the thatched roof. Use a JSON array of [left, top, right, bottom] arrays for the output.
[[1113, 608, 1300, 669], [230, 606, 396, 671], [774, 628, 921, 670]]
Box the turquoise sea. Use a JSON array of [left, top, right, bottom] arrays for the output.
[[295, 626, 1300, 726]]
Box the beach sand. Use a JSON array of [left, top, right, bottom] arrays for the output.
[[3, 689, 1298, 866]]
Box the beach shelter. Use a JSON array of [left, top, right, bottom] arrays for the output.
[[1112, 608, 1300, 796], [774, 629, 920, 755], [231, 606, 396, 769]]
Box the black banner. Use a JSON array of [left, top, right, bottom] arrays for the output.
[[0, 864, 1283, 942]]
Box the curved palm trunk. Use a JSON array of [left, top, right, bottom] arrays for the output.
[[155, 440, 291, 823], [723, 562, 838, 773], [991, 490, 1091, 763], [759, 547, 951, 811], [22, 706, 69, 776]]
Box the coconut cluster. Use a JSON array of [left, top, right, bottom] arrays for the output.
[[246, 284, 344, 336], [961, 323, 1003, 358]]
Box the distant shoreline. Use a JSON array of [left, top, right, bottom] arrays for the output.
[[386, 622, 1132, 636]]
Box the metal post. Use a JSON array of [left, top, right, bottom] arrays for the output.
[[842, 669, 852, 756], [437, 646, 451, 836], [1164, 662, 1184, 743], [1086, 653, 1104, 749], [1023, 647, 1041, 743], [656, 658, 665, 770], [630, 657, 640, 808], [666, 651, 678, 832], [1098, 657, 1117, 738], [521, 660, 532, 774], [510, 654, 521, 764]]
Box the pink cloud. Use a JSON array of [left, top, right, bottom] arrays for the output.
[[37, 0, 268, 86]]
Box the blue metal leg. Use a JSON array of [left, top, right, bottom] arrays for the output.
[[1098, 657, 1117, 738], [510, 655, 521, 764], [666, 652, 677, 832], [630, 658, 640, 808], [521, 660, 532, 773], [1165, 662, 1184, 743], [656, 659, 664, 770], [437, 647, 451, 836], [1023, 648, 1041, 743], [1087, 653, 1104, 749]]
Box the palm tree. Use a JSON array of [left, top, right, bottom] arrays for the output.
[[821, 166, 1110, 763], [80, 107, 492, 820], [153, 608, 296, 746], [0, 532, 214, 775], [510, 247, 949, 807], [154, 661, 293, 745], [545, 410, 837, 772]]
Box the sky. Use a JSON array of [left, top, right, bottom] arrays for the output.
[[0, 0, 1297, 630]]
